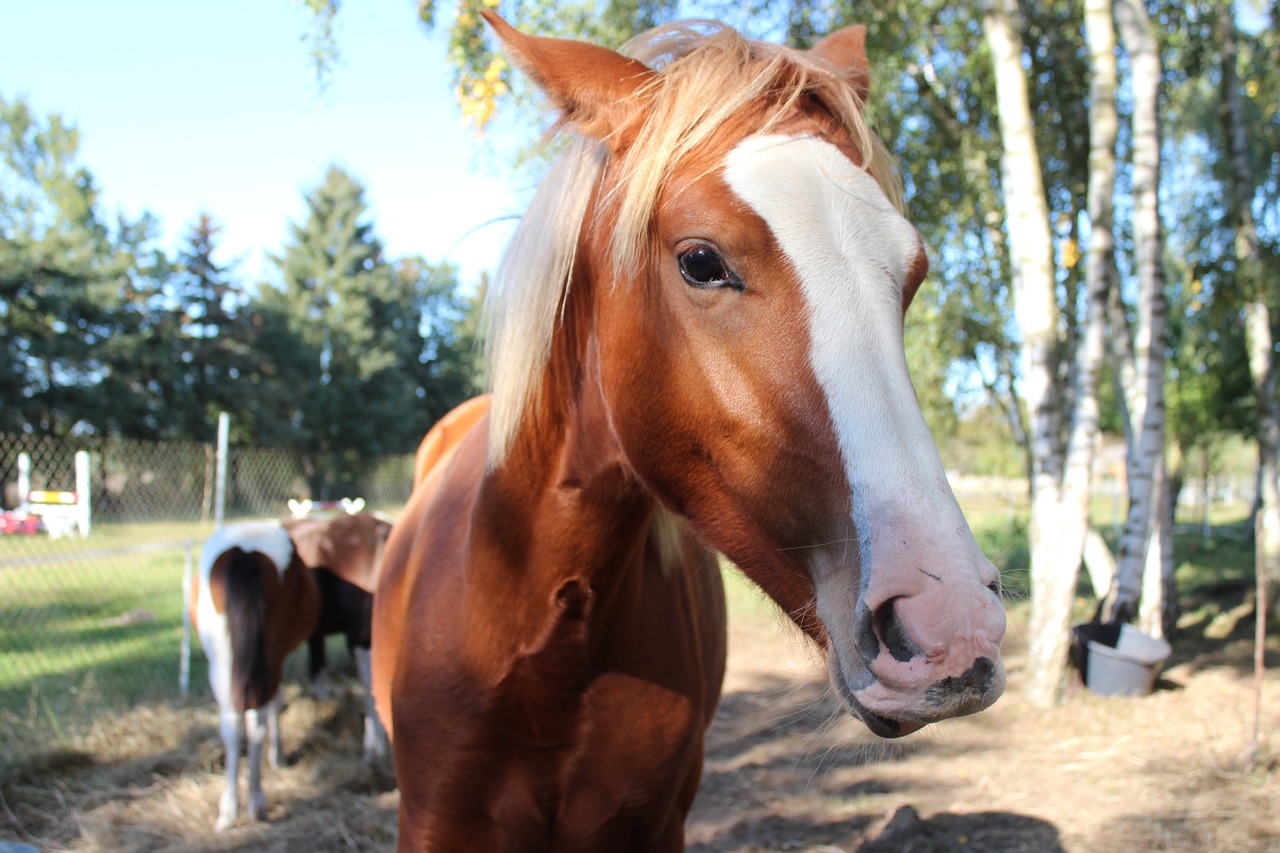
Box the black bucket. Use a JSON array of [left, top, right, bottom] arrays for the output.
[[1070, 621, 1123, 684]]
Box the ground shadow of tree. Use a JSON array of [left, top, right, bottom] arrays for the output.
[[854, 805, 1065, 852], [689, 668, 1070, 853]]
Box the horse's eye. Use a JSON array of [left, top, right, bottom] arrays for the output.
[[677, 246, 742, 291]]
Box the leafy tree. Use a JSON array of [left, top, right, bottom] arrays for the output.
[[257, 165, 476, 494], [0, 94, 154, 437], [152, 214, 252, 442]]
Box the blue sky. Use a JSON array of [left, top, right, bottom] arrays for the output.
[[0, 0, 523, 285]]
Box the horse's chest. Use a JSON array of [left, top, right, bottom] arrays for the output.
[[424, 670, 701, 850]]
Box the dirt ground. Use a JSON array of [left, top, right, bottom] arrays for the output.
[[2, 596, 1277, 852]]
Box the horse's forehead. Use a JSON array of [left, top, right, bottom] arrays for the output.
[[722, 134, 918, 291]]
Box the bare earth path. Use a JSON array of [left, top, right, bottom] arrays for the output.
[[2, 580, 1277, 851]]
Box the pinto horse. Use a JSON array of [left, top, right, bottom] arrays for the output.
[[192, 521, 318, 831], [283, 510, 392, 763], [373, 13, 1007, 850]]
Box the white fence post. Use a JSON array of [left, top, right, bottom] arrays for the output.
[[75, 450, 91, 537], [17, 452, 30, 506], [180, 539, 193, 697], [214, 412, 229, 528]]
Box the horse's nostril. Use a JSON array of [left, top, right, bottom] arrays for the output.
[[874, 597, 921, 663], [987, 580, 1001, 596]]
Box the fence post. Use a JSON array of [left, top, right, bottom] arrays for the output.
[[17, 452, 30, 505], [214, 412, 229, 528], [180, 539, 193, 697], [75, 450, 91, 537]]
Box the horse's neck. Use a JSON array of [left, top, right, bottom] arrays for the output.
[[469, 388, 656, 653]]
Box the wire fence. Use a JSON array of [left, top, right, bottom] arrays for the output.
[[1, 425, 1259, 770], [0, 429, 413, 769]]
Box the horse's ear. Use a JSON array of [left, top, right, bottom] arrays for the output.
[[811, 24, 871, 103], [482, 11, 652, 141]]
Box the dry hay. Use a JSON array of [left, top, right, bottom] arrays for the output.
[[1, 682, 397, 852], [2, 609, 1277, 852]]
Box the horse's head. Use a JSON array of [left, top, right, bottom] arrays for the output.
[[484, 13, 1005, 737]]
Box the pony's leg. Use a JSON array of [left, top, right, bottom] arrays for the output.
[[266, 690, 284, 770], [215, 708, 241, 832], [205, 623, 241, 832], [354, 646, 387, 763], [244, 706, 268, 822], [309, 632, 329, 700]]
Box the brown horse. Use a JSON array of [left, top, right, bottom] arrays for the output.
[[413, 393, 492, 488], [192, 522, 319, 831], [373, 13, 1007, 850], [284, 510, 393, 762]]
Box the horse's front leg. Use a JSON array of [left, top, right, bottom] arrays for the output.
[[215, 708, 241, 832], [354, 646, 387, 763], [244, 706, 269, 821]]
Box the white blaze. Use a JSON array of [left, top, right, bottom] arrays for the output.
[[723, 135, 960, 575]]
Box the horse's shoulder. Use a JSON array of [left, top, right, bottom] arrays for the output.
[[414, 394, 493, 488]]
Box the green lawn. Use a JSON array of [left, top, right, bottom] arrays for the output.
[[0, 501, 1261, 772], [0, 543, 204, 762]]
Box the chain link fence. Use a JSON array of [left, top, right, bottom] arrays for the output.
[[0, 429, 413, 769]]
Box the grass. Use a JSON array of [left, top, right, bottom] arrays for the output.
[[0, 513, 396, 775], [0, 544, 205, 771], [0, 498, 1264, 776], [0, 519, 216, 563]]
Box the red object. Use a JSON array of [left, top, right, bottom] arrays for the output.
[[0, 512, 41, 535]]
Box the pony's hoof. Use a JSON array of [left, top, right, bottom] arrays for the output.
[[214, 813, 235, 833], [248, 793, 267, 822]]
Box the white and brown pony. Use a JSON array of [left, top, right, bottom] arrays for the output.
[[283, 510, 392, 763], [192, 521, 318, 831], [373, 13, 1007, 850]]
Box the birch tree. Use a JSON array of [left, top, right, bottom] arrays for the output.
[[1101, 0, 1173, 635], [1220, 4, 1280, 616], [982, 0, 1112, 706]]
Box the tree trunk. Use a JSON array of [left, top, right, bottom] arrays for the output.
[[1245, 306, 1280, 611], [984, 0, 1080, 707], [1104, 0, 1170, 625], [1220, 9, 1280, 616], [1138, 464, 1178, 638]]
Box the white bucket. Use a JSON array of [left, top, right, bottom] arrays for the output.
[[1086, 624, 1171, 697]]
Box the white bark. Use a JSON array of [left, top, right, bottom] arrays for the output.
[[984, 0, 1088, 708], [1220, 7, 1280, 615], [1106, 0, 1169, 624], [1083, 526, 1116, 600], [1138, 465, 1177, 639], [1245, 305, 1280, 611]]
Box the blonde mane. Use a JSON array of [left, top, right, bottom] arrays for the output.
[[484, 20, 904, 467]]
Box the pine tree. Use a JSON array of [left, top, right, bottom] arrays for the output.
[[260, 166, 475, 494]]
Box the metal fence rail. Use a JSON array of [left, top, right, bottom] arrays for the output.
[[0, 429, 413, 769]]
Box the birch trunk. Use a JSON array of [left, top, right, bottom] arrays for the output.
[[1221, 8, 1280, 615], [1056, 0, 1121, 624], [1138, 465, 1178, 638], [984, 0, 1083, 707], [1105, 0, 1170, 625]]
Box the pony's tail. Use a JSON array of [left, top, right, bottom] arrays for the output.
[[225, 550, 272, 713]]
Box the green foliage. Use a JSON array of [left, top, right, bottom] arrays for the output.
[[1, 95, 479, 471], [0, 94, 160, 437], [1158, 0, 1280, 452], [299, 0, 342, 91], [254, 166, 477, 492]]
